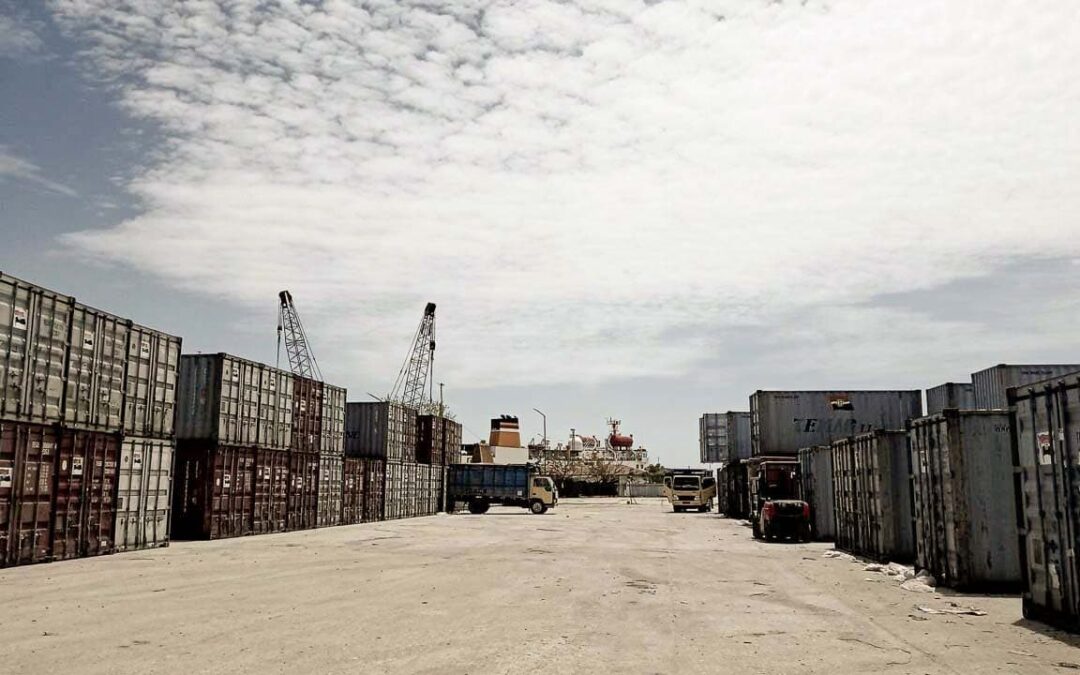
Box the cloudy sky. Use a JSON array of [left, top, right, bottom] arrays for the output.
[[2, 0, 1079, 465]]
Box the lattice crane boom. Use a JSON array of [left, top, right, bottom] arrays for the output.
[[391, 302, 436, 411], [277, 290, 323, 381]]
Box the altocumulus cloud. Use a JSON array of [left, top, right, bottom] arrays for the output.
[[47, 0, 1080, 386]]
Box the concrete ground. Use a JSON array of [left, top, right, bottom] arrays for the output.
[[1, 498, 1078, 674]]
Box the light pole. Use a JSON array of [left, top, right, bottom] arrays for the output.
[[532, 408, 547, 446]]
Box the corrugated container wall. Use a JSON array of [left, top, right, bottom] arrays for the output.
[[171, 442, 256, 540], [122, 324, 181, 438], [342, 457, 365, 525], [699, 413, 724, 463], [909, 411, 1018, 590], [345, 401, 417, 462], [286, 451, 319, 530], [253, 448, 288, 534], [443, 419, 462, 464], [53, 429, 120, 561], [64, 303, 127, 431], [718, 460, 750, 519], [972, 364, 1080, 410], [925, 382, 975, 415], [0, 422, 57, 566], [291, 376, 323, 454], [364, 459, 385, 522], [831, 430, 914, 563], [176, 354, 294, 449], [1010, 373, 1080, 632], [320, 384, 346, 455], [725, 411, 752, 462], [798, 446, 835, 540], [0, 274, 72, 424], [751, 390, 922, 456], [115, 436, 174, 552], [317, 452, 343, 527], [417, 414, 447, 464]]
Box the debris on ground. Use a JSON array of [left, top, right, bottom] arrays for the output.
[[822, 551, 856, 561], [900, 571, 937, 593], [915, 603, 987, 617]]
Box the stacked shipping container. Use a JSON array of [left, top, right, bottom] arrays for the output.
[[798, 446, 835, 541], [0, 273, 181, 567]]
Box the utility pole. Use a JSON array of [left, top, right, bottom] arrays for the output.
[[439, 383, 445, 417], [532, 408, 547, 447]]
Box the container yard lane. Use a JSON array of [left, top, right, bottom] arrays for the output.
[[1, 498, 1077, 674]]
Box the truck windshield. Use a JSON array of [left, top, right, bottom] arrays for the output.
[[672, 476, 700, 490]]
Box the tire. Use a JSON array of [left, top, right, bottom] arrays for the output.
[[530, 500, 547, 515], [468, 499, 489, 515], [697, 505, 707, 513], [673, 506, 683, 513]]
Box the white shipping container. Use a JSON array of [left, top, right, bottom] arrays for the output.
[[122, 324, 182, 438], [115, 436, 175, 552]]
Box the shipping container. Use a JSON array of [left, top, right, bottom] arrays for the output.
[[973, 364, 1080, 410], [176, 354, 294, 449], [417, 415, 446, 465], [64, 303, 127, 431], [53, 428, 120, 560], [751, 390, 922, 456], [122, 324, 181, 438], [345, 401, 418, 463], [115, 436, 174, 552], [318, 452, 343, 527], [291, 376, 323, 454], [443, 419, 462, 465], [798, 446, 835, 540], [0, 421, 57, 566], [0, 273, 72, 424], [286, 451, 319, 531], [1010, 373, 1080, 632], [925, 382, 975, 415], [699, 413, 724, 463], [319, 384, 346, 455], [171, 442, 255, 540], [909, 411, 1018, 590], [252, 448, 288, 534], [342, 457, 366, 525], [717, 460, 750, 519], [831, 430, 914, 563], [364, 458, 385, 522]]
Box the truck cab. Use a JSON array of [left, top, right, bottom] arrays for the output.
[[663, 469, 717, 513], [749, 458, 810, 541], [529, 476, 558, 513]]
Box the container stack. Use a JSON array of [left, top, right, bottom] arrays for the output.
[[717, 459, 750, 519], [797, 446, 834, 541], [1010, 371, 1080, 632], [0, 273, 181, 567], [831, 430, 915, 563], [172, 354, 345, 539]]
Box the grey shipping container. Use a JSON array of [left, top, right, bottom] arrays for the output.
[[320, 384, 346, 455], [176, 354, 294, 449], [0, 273, 72, 424], [1010, 373, 1080, 632], [115, 436, 175, 552], [699, 413, 724, 463], [909, 411, 1018, 590], [831, 430, 914, 562], [121, 324, 181, 438], [751, 390, 922, 456], [64, 302, 128, 431], [925, 382, 975, 415], [345, 401, 417, 463], [973, 364, 1080, 410], [700, 412, 751, 464], [798, 446, 834, 540], [317, 452, 343, 527]]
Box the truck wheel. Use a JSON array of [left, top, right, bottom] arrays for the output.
[[673, 506, 683, 513], [468, 499, 489, 515], [697, 504, 707, 513], [530, 500, 547, 515]]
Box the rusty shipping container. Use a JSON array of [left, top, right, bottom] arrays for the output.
[[292, 376, 324, 454], [0, 274, 72, 424], [798, 446, 835, 540], [1010, 373, 1080, 632], [443, 419, 462, 464], [364, 458, 385, 522], [345, 401, 417, 463], [925, 382, 975, 416], [717, 460, 750, 519], [909, 411, 1018, 590], [342, 457, 365, 525], [287, 451, 319, 531], [751, 390, 922, 456], [973, 364, 1080, 410], [176, 353, 294, 449], [318, 452, 343, 527], [171, 442, 255, 540], [64, 303, 127, 431], [122, 324, 181, 438], [0, 421, 57, 567], [53, 428, 120, 560], [320, 383, 346, 455], [252, 448, 288, 534], [831, 430, 914, 563], [417, 415, 446, 465], [115, 436, 174, 552]]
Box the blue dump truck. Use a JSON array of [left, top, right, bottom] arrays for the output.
[[446, 463, 559, 515]]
